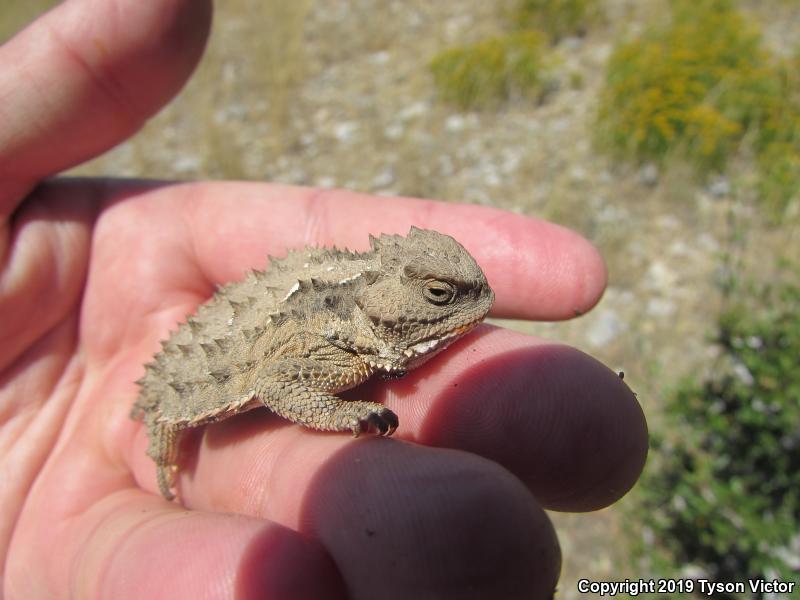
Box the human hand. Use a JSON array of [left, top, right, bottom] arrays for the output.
[[0, 1, 648, 598]]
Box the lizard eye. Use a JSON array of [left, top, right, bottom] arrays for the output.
[[423, 280, 455, 305]]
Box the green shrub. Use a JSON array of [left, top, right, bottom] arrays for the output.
[[754, 55, 800, 217], [758, 144, 800, 219], [596, 0, 800, 219], [596, 0, 773, 170], [430, 31, 548, 109], [634, 266, 800, 592], [511, 0, 602, 41]]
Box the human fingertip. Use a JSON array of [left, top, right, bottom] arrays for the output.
[[236, 523, 347, 600], [90, 493, 344, 600], [572, 233, 608, 316], [544, 224, 608, 320], [526, 347, 648, 511], [300, 440, 561, 599], [417, 333, 648, 512]]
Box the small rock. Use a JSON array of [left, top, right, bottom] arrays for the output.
[[645, 260, 678, 290], [638, 163, 659, 186], [484, 170, 501, 186], [708, 176, 731, 197], [568, 165, 588, 184], [586, 308, 626, 347], [697, 233, 719, 252], [445, 114, 467, 132], [681, 565, 709, 581], [438, 155, 455, 176], [173, 155, 201, 174], [646, 298, 677, 317], [398, 101, 428, 121], [732, 361, 755, 385], [656, 214, 681, 229], [595, 204, 628, 224], [315, 176, 336, 188], [500, 148, 521, 174], [333, 121, 359, 143], [384, 123, 403, 140], [368, 51, 390, 65], [371, 167, 395, 189], [561, 36, 583, 51]]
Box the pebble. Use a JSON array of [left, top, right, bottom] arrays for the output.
[[708, 176, 731, 197], [638, 163, 659, 186]]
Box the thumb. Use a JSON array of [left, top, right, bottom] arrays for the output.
[[0, 0, 212, 211]]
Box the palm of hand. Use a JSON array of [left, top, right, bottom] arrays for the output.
[[1, 2, 647, 599]]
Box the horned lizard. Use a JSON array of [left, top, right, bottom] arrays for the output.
[[132, 227, 494, 500]]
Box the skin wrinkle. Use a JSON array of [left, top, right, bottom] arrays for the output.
[[0, 33, 90, 181], [68, 491, 171, 598], [0, 196, 92, 372], [181, 195, 216, 295], [85, 194, 208, 360], [87, 358, 142, 488], [1, 319, 83, 580], [41, 19, 143, 139], [0, 340, 73, 437], [301, 187, 333, 249], [182, 185, 261, 291], [1, 62, 52, 165]]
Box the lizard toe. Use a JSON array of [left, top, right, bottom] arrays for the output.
[[364, 407, 398, 437]]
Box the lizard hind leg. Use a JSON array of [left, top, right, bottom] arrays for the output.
[[256, 361, 399, 437], [273, 389, 398, 437], [146, 420, 180, 501]]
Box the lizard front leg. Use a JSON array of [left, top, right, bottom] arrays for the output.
[[254, 356, 398, 436]]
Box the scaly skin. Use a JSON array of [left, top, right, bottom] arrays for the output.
[[132, 227, 494, 500]]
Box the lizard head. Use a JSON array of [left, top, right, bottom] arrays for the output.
[[356, 227, 495, 371]]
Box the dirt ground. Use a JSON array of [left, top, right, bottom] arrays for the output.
[[5, 0, 799, 596]]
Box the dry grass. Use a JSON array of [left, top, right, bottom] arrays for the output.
[[30, 0, 312, 181]]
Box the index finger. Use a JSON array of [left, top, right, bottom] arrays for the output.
[[132, 181, 607, 321]]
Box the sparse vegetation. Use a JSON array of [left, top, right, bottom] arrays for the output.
[[430, 0, 606, 109], [595, 0, 799, 218], [430, 31, 549, 109], [596, 0, 768, 169], [511, 0, 602, 41], [633, 265, 800, 594], [753, 54, 800, 218]]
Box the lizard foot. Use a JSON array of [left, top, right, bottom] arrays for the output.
[[363, 407, 399, 437], [343, 403, 398, 437]]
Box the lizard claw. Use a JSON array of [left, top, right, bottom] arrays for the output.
[[347, 406, 398, 437], [364, 408, 398, 437]]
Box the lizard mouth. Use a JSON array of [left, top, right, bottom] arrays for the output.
[[365, 318, 486, 374], [403, 319, 482, 358]]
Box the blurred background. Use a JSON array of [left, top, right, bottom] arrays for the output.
[[4, 0, 798, 597]]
